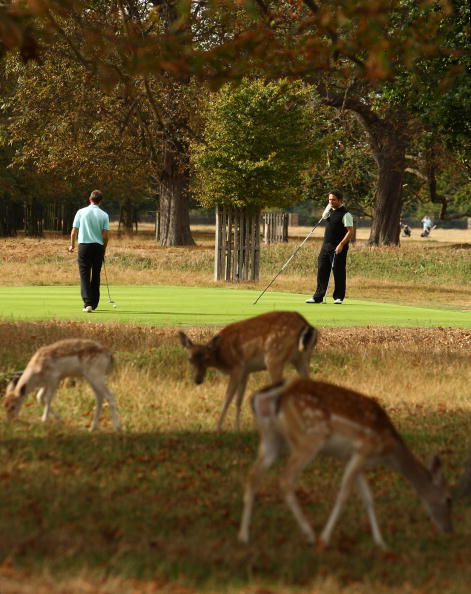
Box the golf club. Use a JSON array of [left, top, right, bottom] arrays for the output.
[[103, 258, 117, 308], [325, 251, 336, 303], [252, 204, 332, 305]]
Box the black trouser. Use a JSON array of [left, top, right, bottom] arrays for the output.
[[313, 244, 349, 302], [78, 243, 105, 309]]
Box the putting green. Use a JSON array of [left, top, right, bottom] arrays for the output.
[[0, 285, 469, 327]]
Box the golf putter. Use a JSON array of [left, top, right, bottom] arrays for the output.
[[253, 204, 332, 305], [103, 258, 117, 308], [325, 252, 336, 303]]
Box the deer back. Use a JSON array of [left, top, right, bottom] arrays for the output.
[[216, 311, 316, 370], [180, 312, 316, 382]]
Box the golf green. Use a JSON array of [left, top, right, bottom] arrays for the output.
[[0, 285, 469, 327]]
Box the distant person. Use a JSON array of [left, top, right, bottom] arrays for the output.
[[421, 215, 433, 237], [400, 220, 411, 237], [68, 190, 109, 313], [305, 190, 353, 305]]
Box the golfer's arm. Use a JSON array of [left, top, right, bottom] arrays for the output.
[[102, 229, 109, 252], [338, 226, 353, 248], [69, 227, 78, 250]]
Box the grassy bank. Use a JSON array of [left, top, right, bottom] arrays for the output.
[[1, 229, 470, 308], [0, 285, 469, 328]]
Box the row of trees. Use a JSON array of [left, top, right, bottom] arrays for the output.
[[0, 0, 470, 246]]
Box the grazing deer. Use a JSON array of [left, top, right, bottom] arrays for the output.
[[179, 311, 318, 431], [239, 378, 453, 549], [4, 339, 121, 432]]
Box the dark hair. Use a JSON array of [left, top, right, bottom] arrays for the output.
[[329, 189, 343, 201], [89, 189, 103, 204]]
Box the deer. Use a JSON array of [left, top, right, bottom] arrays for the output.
[[179, 311, 318, 431], [238, 378, 453, 549], [4, 338, 121, 432]]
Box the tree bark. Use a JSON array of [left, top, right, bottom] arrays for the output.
[[0, 197, 20, 237], [354, 109, 409, 246], [118, 199, 137, 235], [159, 145, 194, 246], [24, 198, 43, 237]]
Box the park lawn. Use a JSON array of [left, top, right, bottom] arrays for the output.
[[0, 285, 470, 328]]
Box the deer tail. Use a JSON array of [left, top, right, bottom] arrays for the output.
[[298, 325, 318, 352]]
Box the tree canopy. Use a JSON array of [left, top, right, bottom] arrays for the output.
[[191, 79, 323, 209], [1, 0, 469, 244]]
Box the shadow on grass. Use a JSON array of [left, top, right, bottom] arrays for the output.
[[0, 423, 470, 590]]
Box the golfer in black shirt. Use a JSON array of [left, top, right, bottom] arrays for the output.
[[306, 190, 353, 304]]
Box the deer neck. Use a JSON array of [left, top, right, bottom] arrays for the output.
[[208, 349, 230, 373], [389, 442, 435, 501]]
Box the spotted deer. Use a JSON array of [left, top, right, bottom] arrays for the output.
[[239, 378, 453, 549], [4, 338, 121, 431], [179, 311, 318, 431]]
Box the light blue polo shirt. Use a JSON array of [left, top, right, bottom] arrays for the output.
[[342, 212, 354, 227], [72, 204, 109, 245]]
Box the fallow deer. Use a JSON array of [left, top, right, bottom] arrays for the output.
[[239, 378, 453, 549], [4, 338, 121, 431], [179, 311, 317, 431]]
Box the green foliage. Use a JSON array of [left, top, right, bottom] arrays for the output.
[[191, 79, 324, 209], [4, 54, 151, 203], [307, 110, 377, 216]]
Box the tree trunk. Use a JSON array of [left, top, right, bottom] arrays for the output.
[[355, 111, 409, 246], [118, 199, 137, 235], [159, 146, 194, 246], [0, 197, 21, 237], [24, 198, 43, 237], [367, 123, 408, 246], [62, 200, 76, 235]]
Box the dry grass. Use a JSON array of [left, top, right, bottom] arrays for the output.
[[2, 321, 470, 428], [1, 321, 471, 593]]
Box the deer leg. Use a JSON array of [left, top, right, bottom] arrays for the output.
[[217, 371, 243, 432], [39, 382, 60, 423], [279, 442, 323, 544], [37, 387, 63, 422], [85, 377, 106, 432], [355, 473, 388, 549], [100, 383, 121, 431], [234, 372, 249, 431], [320, 452, 365, 546], [238, 431, 282, 543]]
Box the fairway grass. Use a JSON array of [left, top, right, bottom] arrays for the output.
[[0, 284, 470, 328]]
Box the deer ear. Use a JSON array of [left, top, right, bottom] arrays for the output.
[[207, 335, 221, 351], [178, 331, 193, 349], [429, 453, 445, 487]]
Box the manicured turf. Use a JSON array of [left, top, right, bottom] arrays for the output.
[[0, 285, 469, 327]]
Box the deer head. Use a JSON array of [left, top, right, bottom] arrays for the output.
[[179, 332, 221, 384]]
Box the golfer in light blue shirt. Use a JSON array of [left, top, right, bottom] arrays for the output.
[[69, 190, 109, 312]]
